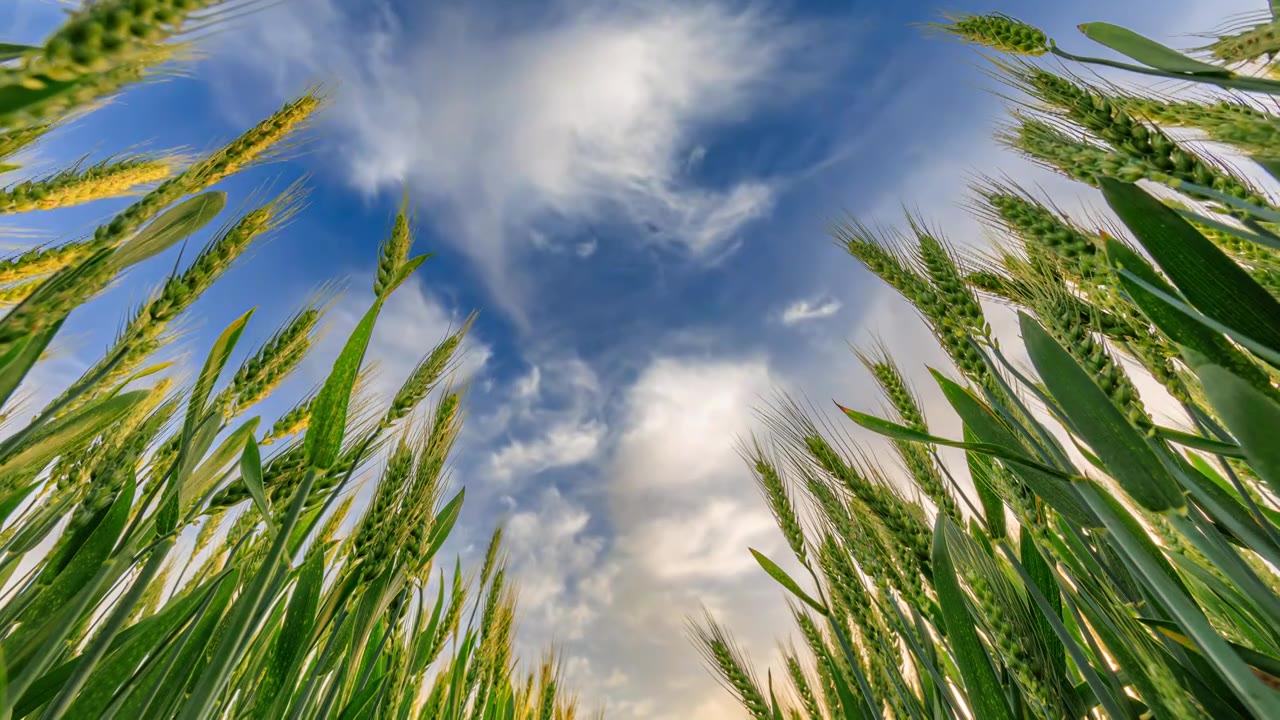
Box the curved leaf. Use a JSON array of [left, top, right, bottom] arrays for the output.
[[1021, 313, 1185, 512], [0, 390, 147, 478], [1078, 23, 1230, 75], [932, 518, 1014, 720], [111, 192, 227, 271], [1101, 179, 1280, 358], [1109, 237, 1278, 400], [930, 372, 1102, 528], [240, 436, 274, 531], [1196, 364, 1280, 496], [750, 549, 827, 616]]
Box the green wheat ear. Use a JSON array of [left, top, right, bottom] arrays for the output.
[[0, 153, 183, 214], [1202, 15, 1280, 67], [936, 13, 1050, 56]]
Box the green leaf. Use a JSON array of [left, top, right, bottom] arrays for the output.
[[13, 571, 229, 718], [240, 436, 274, 531], [178, 466, 320, 720], [1188, 454, 1280, 527], [1107, 237, 1276, 398], [0, 646, 7, 720], [0, 44, 37, 61], [838, 404, 1070, 480], [0, 76, 81, 128], [1119, 268, 1280, 367], [932, 518, 1014, 720], [0, 319, 62, 410], [256, 553, 322, 716], [1020, 313, 1185, 512], [35, 523, 174, 720], [929, 371, 1102, 528], [964, 427, 1006, 540], [1077, 23, 1230, 75], [300, 253, 428, 471], [0, 249, 113, 417], [181, 417, 260, 511], [1195, 364, 1280, 496], [305, 300, 381, 470], [1101, 179, 1280, 358], [111, 192, 227, 271], [378, 253, 431, 298], [1153, 425, 1246, 458], [422, 490, 465, 564], [0, 389, 147, 477], [112, 567, 240, 719], [337, 676, 386, 720], [1171, 447, 1280, 564], [5, 476, 133, 670], [411, 572, 448, 675], [0, 481, 36, 526], [1020, 530, 1065, 679], [1079, 483, 1280, 717], [183, 309, 254, 443], [1140, 618, 1280, 685], [750, 548, 827, 616], [1173, 209, 1280, 252], [161, 310, 254, 533], [1167, 180, 1280, 223]]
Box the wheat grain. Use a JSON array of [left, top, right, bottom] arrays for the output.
[[937, 13, 1050, 56], [0, 154, 180, 214], [8, 0, 224, 84], [693, 611, 773, 720]]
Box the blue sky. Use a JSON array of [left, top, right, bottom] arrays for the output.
[[1, 0, 1267, 716]]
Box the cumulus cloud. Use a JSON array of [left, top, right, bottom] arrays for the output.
[[780, 296, 841, 325], [488, 419, 606, 481], [503, 487, 615, 641], [591, 354, 796, 716], [483, 355, 607, 483], [612, 356, 773, 495], [470, 353, 800, 717], [219, 0, 803, 320]]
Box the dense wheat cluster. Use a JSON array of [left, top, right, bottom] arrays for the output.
[[701, 6, 1280, 720], [0, 3, 581, 718]]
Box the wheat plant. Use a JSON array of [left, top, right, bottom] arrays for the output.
[[0, 4, 581, 719], [704, 6, 1280, 719]]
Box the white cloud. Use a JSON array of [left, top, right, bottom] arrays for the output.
[[483, 355, 607, 482], [221, 0, 802, 320], [780, 296, 841, 325], [488, 418, 606, 481], [503, 487, 614, 641], [612, 356, 773, 493], [588, 354, 796, 716], [630, 498, 778, 580], [528, 230, 598, 258], [514, 365, 542, 400]]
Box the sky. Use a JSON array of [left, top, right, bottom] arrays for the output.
[[0, 0, 1269, 716]]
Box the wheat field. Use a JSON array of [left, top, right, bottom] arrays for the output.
[[699, 7, 1280, 720], [4, 2, 1280, 719]]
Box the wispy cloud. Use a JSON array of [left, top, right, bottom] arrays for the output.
[[781, 296, 841, 325], [219, 0, 806, 322], [488, 419, 606, 481], [483, 355, 607, 483]]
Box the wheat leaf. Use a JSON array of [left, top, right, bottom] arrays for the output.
[[1077, 23, 1229, 75]]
